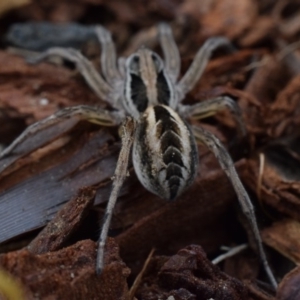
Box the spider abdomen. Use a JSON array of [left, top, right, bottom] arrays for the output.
[[133, 105, 198, 200]]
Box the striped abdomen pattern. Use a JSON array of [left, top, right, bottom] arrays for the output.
[[133, 104, 198, 200]]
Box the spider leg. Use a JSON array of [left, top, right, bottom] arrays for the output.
[[27, 48, 113, 104], [96, 117, 136, 274], [177, 37, 233, 100], [192, 125, 277, 289], [158, 23, 180, 82], [95, 26, 121, 83], [179, 96, 246, 137], [0, 105, 122, 173]]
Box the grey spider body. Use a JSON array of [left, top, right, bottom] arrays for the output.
[[123, 47, 198, 200], [0, 23, 277, 288], [133, 104, 198, 200]]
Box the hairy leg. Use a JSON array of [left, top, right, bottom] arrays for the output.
[[96, 117, 136, 274], [27, 48, 113, 104], [0, 106, 122, 173], [179, 96, 246, 137], [192, 125, 277, 289], [178, 37, 233, 100], [95, 26, 121, 83], [158, 23, 180, 82]]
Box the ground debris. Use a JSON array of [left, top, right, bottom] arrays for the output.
[[1, 0, 300, 298], [27, 187, 96, 254], [277, 265, 300, 300], [0, 239, 130, 300], [262, 219, 300, 265], [135, 245, 274, 300]]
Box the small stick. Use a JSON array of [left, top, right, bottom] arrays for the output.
[[129, 248, 155, 299], [212, 244, 248, 265], [257, 153, 265, 202]]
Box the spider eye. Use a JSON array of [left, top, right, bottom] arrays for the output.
[[128, 55, 140, 75], [151, 53, 163, 73]]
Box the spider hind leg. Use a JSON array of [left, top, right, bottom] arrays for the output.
[[96, 117, 136, 274], [192, 125, 277, 289]]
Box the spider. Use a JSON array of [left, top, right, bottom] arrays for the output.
[[0, 23, 277, 288]]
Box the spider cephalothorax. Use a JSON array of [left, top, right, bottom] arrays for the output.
[[124, 48, 177, 114], [0, 23, 277, 288]]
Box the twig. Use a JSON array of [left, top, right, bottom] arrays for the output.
[[212, 244, 248, 265], [129, 248, 155, 299], [277, 40, 300, 60], [257, 152, 265, 202], [244, 40, 300, 72]]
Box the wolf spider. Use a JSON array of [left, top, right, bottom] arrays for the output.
[[0, 23, 277, 287]]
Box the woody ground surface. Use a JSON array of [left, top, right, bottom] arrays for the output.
[[0, 0, 300, 299]]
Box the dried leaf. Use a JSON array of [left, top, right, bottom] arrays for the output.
[[262, 219, 300, 264], [277, 265, 300, 300]]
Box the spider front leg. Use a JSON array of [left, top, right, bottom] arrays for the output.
[[0, 105, 122, 173], [95, 26, 121, 82], [192, 125, 277, 289], [158, 23, 181, 82], [27, 48, 113, 104], [96, 117, 136, 274], [177, 37, 234, 100], [179, 96, 246, 137]]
